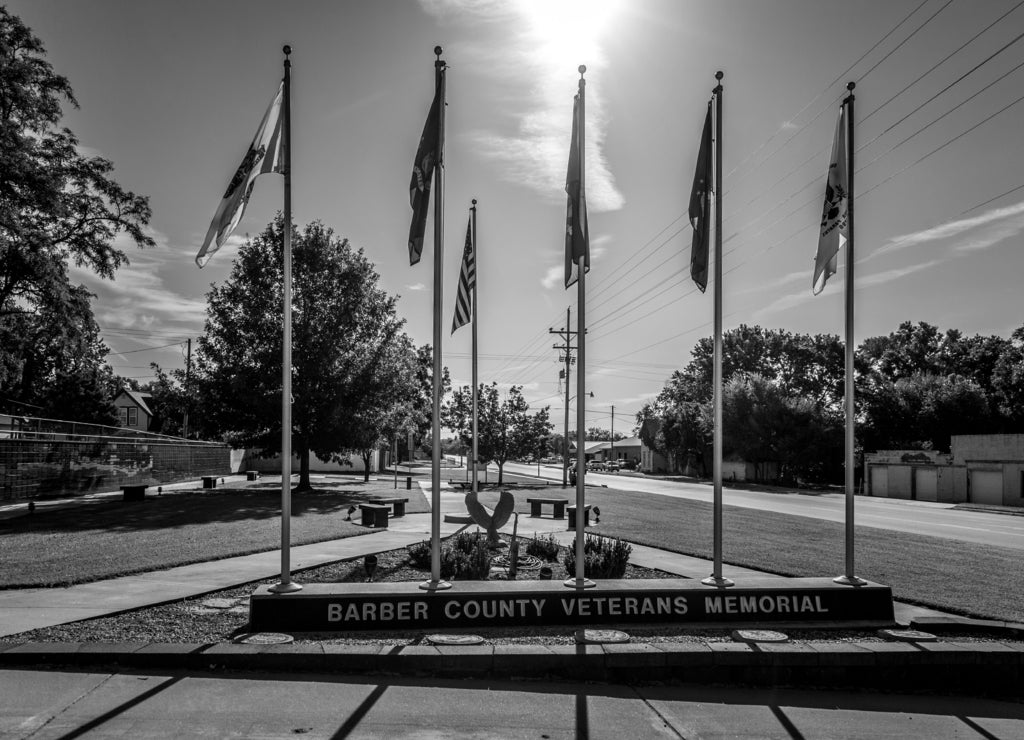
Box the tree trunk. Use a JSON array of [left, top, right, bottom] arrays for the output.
[[295, 441, 312, 492], [497, 461, 504, 485], [362, 450, 372, 482]]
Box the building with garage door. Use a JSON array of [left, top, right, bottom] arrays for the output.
[[864, 434, 1024, 508], [952, 434, 1024, 507]]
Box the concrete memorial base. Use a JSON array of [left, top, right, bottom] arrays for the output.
[[249, 577, 895, 633]]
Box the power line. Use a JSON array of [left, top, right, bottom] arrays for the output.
[[105, 341, 184, 356]]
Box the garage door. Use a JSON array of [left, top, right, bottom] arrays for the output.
[[870, 466, 888, 497], [970, 470, 1003, 505], [914, 468, 937, 501]]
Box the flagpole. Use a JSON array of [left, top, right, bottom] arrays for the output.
[[471, 199, 479, 496], [702, 71, 732, 589], [270, 45, 300, 594], [564, 306, 571, 488], [568, 64, 595, 590], [422, 46, 451, 591], [835, 81, 865, 587]]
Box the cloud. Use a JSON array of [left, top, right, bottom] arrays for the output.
[[753, 259, 943, 318], [405, 282, 427, 291], [421, 0, 625, 212], [876, 200, 1024, 257], [540, 264, 563, 290], [68, 228, 208, 336], [540, 237, 610, 289]]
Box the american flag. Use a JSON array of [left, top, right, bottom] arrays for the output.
[[451, 217, 475, 333]]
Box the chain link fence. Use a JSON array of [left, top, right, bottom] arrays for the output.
[[0, 415, 229, 500]]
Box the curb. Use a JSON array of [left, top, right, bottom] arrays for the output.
[[2, 640, 1022, 695]]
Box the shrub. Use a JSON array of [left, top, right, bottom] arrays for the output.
[[562, 534, 632, 579], [525, 533, 561, 561], [407, 540, 431, 569], [440, 532, 492, 580], [451, 530, 485, 556]]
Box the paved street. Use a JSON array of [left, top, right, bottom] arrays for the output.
[[3, 668, 1023, 739], [496, 460, 1024, 551]]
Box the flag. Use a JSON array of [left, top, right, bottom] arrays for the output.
[[451, 217, 475, 333], [408, 78, 442, 266], [196, 83, 284, 268], [564, 93, 589, 289], [688, 102, 713, 293], [813, 105, 849, 295]]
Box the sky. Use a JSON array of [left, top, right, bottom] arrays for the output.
[[8, 0, 1024, 437]]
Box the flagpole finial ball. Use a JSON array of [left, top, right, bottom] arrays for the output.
[[716, 70, 723, 80], [472, 198, 477, 206], [578, 64, 586, 75], [283, 45, 291, 56], [435, 45, 443, 57], [847, 81, 856, 91]]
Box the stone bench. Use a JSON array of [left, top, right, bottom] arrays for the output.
[[245, 470, 260, 481], [359, 503, 390, 528], [121, 485, 147, 502], [526, 497, 568, 519], [567, 504, 592, 529], [202, 476, 218, 489], [369, 497, 408, 517]]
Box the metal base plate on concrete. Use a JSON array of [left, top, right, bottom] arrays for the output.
[[576, 629, 630, 644], [426, 634, 485, 646], [233, 632, 294, 645], [878, 628, 937, 642], [732, 629, 789, 643]]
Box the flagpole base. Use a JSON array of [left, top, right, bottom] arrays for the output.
[[563, 577, 596, 589], [418, 579, 452, 591], [268, 580, 302, 594], [833, 574, 868, 587], [701, 575, 734, 588]]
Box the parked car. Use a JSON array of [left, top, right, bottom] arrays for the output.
[[586, 460, 606, 472], [605, 460, 621, 472]]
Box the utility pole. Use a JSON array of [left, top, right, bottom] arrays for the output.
[[610, 404, 615, 462], [550, 307, 584, 488], [183, 338, 192, 439]]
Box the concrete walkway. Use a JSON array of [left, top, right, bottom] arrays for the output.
[[0, 476, 944, 638]]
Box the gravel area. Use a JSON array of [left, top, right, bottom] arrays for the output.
[[4, 538, 1015, 648]]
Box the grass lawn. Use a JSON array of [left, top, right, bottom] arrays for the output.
[[551, 486, 1024, 624], [0, 480, 429, 588]]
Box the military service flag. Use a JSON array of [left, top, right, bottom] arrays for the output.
[[688, 102, 713, 293], [813, 106, 849, 295], [196, 83, 284, 268], [564, 94, 590, 289]]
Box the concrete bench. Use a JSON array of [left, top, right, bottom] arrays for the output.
[[567, 504, 592, 529], [359, 503, 390, 528], [121, 485, 147, 502], [245, 470, 260, 481], [202, 476, 218, 489], [369, 497, 408, 517], [527, 497, 568, 519]]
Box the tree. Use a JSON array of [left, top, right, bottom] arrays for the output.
[[193, 217, 417, 490], [139, 364, 188, 437], [344, 334, 424, 481], [0, 9, 153, 419], [721, 374, 842, 484], [443, 383, 553, 484], [860, 373, 994, 452]]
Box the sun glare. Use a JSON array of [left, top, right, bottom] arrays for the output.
[[516, 0, 621, 70]]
